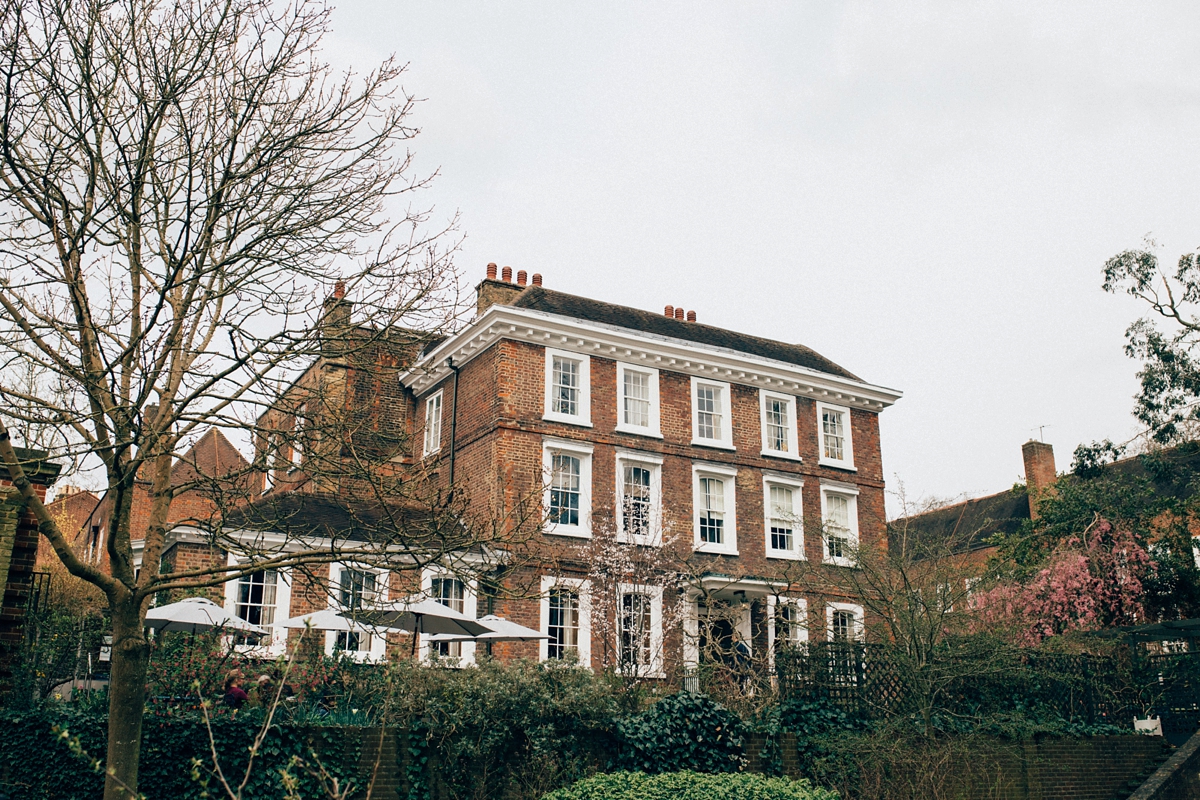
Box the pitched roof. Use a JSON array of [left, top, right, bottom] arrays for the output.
[[890, 488, 1030, 555], [221, 492, 438, 543], [171, 428, 250, 485], [509, 286, 860, 381]]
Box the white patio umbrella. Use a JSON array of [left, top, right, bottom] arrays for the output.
[[423, 615, 549, 643], [278, 608, 383, 633], [364, 597, 494, 656], [145, 597, 267, 635]]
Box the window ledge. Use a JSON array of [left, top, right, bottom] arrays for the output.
[[543, 414, 593, 428], [818, 459, 856, 472], [694, 544, 739, 556], [767, 551, 805, 561], [761, 450, 802, 462], [824, 557, 858, 568], [691, 438, 735, 451], [545, 528, 593, 540], [615, 424, 663, 438]]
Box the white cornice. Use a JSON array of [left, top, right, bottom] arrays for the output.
[[398, 305, 902, 412]]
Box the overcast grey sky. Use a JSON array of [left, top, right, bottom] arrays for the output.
[[329, 2, 1200, 515]]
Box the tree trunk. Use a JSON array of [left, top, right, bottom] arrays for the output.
[[104, 598, 150, 800]]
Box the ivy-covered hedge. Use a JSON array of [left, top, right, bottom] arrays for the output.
[[0, 708, 366, 800], [541, 771, 838, 800]]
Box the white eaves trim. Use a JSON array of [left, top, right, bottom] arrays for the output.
[[398, 305, 902, 413]]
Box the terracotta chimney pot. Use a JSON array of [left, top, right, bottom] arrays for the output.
[[532, 273, 543, 286], [333, 280, 345, 300], [517, 270, 527, 286], [686, 310, 697, 322], [664, 305, 674, 317], [486, 263, 498, 280], [674, 307, 684, 320], [501, 266, 512, 282]]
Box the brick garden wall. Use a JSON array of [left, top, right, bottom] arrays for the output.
[[744, 733, 1172, 800]]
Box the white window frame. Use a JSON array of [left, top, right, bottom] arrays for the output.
[[690, 377, 734, 450], [617, 583, 665, 678], [826, 601, 865, 642], [820, 481, 860, 567], [539, 575, 592, 668], [290, 403, 307, 471], [759, 391, 800, 461], [816, 401, 855, 471], [615, 449, 663, 546], [767, 595, 809, 672], [223, 556, 292, 657], [763, 473, 805, 560], [324, 563, 388, 663], [420, 568, 478, 666], [615, 362, 662, 438], [692, 462, 738, 555], [543, 348, 592, 427], [423, 390, 444, 457], [542, 438, 594, 538]]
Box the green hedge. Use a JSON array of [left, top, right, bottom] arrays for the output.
[[0, 708, 365, 800], [541, 771, 839, 800]]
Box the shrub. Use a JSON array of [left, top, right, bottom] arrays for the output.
[[618, 691, 745, 774], [541, 770, 838, 800]]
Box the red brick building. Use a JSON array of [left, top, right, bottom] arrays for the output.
[[223, 265, 902, 674]]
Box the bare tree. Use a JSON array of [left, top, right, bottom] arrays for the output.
[[805, 484, 1014, 733], [0, 0, 498, 796]]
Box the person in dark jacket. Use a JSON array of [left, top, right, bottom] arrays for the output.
[[223, 670, 249, 710]]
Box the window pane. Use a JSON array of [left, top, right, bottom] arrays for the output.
[[622, 464, 652, 539], [552, 357, 579, 416], [620, 593, 652, 668], [548, 588, 580, 659], [766, 398, 789, 452], [831, 610, 855, 641], [236, 570, 278, 628], [425, 394, 442, 453], [696, 385, 722, 440], [549, 454, 582, 526], [769, 485, 794, 551], [822, 409, 844, 461], [432, 577, 466, 657], [623, 370, 651, 428], [699, 477, 725, 544]]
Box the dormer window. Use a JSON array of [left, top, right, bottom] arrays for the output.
[[817, 402, 855, 470], [691, 378, 733, 449], [544, 349, 591, 426]]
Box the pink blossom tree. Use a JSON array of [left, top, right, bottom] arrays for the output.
[[974, 520, 1150, 645]]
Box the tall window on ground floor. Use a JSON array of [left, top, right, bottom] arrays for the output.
[[335, 568, 378, 653], [431, 576, 466, 658], [619, 592, 652, 670], [236, 570, 278, 628], [547, 587, 580, 660]]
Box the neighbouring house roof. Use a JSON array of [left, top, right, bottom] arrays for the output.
[[890, 488, 1031, 555], [221, 492, 444, 545], [170, 428, 251, 485], [894, 442, 1200, 556], [510, 286, 861, 381]]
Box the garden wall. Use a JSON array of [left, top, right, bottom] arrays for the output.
[[744, 733, 1173, 800]]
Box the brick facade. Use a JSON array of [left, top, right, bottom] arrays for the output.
[[234, 269, 902, 672]]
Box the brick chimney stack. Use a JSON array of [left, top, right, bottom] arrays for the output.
[[476, 263, 532, 315], [1022, 440, 1057, 520]]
